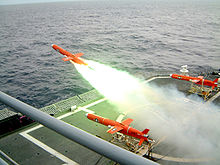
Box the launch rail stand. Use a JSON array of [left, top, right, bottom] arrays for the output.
[[189, 83, 212, 101], [110, 132, 155, 156]]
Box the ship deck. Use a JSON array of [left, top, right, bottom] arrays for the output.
[[0, 74, 219, 165]]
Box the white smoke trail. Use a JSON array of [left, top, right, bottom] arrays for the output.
[[74, 60, 220, 164], [130, 84, 220, 163]]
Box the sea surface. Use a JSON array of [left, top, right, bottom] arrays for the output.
[[0, 0, 220, 108]]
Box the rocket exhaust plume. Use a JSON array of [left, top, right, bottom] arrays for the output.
[[73, 60, 143, 105], [73, 60, 220, 164]]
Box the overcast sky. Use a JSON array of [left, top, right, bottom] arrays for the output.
[[0, 0, 93, 5]]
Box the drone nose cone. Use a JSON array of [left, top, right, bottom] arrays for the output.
[[85, 113, 89, 118], [51, 44, 54, 48], [170, 74, 173, 77]]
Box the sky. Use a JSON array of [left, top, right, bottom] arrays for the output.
[[0, 0, 92, 5]]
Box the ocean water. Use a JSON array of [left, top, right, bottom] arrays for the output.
[[0, 0, 219, 108]]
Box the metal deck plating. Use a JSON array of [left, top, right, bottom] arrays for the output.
[[0, 74, 219, 165]]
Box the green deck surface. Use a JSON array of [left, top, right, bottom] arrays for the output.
[[0, 76, 219, 165], [0, 97, 119, 165]]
